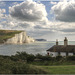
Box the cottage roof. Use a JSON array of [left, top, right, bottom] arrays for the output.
[[47, 45, 75, 53]]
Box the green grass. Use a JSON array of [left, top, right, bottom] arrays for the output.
[[0, 30, 22, 43], [41, 65, 75, 74]]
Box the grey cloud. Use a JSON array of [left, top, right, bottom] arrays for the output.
[[60, 28, 75, 32], [34, 25, 49, 29], [9, 0, 47, 22], [27, 30, 53, 38], [51, 2, 75, 22], [15, 22, 31, 28]]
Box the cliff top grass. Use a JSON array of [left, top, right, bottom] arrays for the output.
[[0, 30, 22, 43]]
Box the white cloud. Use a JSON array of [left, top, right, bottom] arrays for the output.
[[51, 1, 75, 22], [9, 0, 47, 22], [50, 2, 57, 5], [0, 9, 6, 20], [0, 9, 6, 13], [7, 0, 52, 32], [0, 13, 36, 31]]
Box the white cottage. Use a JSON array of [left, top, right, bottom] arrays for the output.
[[47, 37, 75, 57]]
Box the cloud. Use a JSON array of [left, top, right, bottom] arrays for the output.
[[53, 22, 75, 35], [60, 28, 75, 32], [0, 9, 6, 13], [0, 9, 6, 20], [50, 2, 57, 5], [0, 15, 35, 30], [9, 0, 47, 22], [7, 0, 52, 33], [51, 1, 75, 22]]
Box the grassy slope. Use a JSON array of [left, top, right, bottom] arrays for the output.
[[0, 30, 22, 43], [40, 65, 75, 74]]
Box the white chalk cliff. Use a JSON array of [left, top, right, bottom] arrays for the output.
[[6, 31, 35, 44]]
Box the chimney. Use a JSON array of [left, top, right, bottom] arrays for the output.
[[56, 39, 58, 46], [64, 37, 68, 46]]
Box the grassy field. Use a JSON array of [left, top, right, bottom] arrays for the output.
[[40, 65, 75, 74], [0, 30, 22, 43]]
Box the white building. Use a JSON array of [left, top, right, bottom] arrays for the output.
[[47, 37, 75, 57]]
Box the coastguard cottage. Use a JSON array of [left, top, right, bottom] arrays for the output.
[[47, 37, 75, 57]]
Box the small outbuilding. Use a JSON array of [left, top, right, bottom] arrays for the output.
[[47, 37, 75, 57]]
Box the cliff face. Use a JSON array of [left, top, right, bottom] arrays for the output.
[[6, 31, 35, 44]]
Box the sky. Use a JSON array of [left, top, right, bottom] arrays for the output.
[[0, 0, 75, 41]]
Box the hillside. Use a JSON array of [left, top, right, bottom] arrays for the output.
[[0, 30, 22, 44]]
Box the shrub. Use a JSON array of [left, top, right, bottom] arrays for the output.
[[12, 52, 28, 61], [26, 54, 35, 62], [41, 56, 52, 61], [10, 55, 20, 61], [10, 52, 36, 62], [36, 54, 43, 59], [0, 56, 48, 74], [11, 63, 48, 74], [66, 55, 75, 61], [36, 54, 52, 61], [56, 55, 63, 61]]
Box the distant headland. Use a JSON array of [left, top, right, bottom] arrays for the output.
[[35, 39, 47, 41]]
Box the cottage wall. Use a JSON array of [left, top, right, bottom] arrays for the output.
[[49, 52, 58, 57], [49, 52, 74, 57], [49, 52, 66, 57], [60, 52, 66, 56], [68, 53, 73, 56]]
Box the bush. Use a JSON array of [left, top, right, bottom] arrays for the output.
[[10, 52, 28, 61], [36, 54, 43, 59], [56, 56, 63, 61], [0, 55, 48, 74], [0, 61, 48, 74], [36, 54, 52, 61], [66, 55, 75, 61], [27, 54, 35, 62], [11, 63, 48, 74], [41, 56, 52, 61]]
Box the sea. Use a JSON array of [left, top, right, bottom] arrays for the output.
[[0, 41, 75, 56]]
